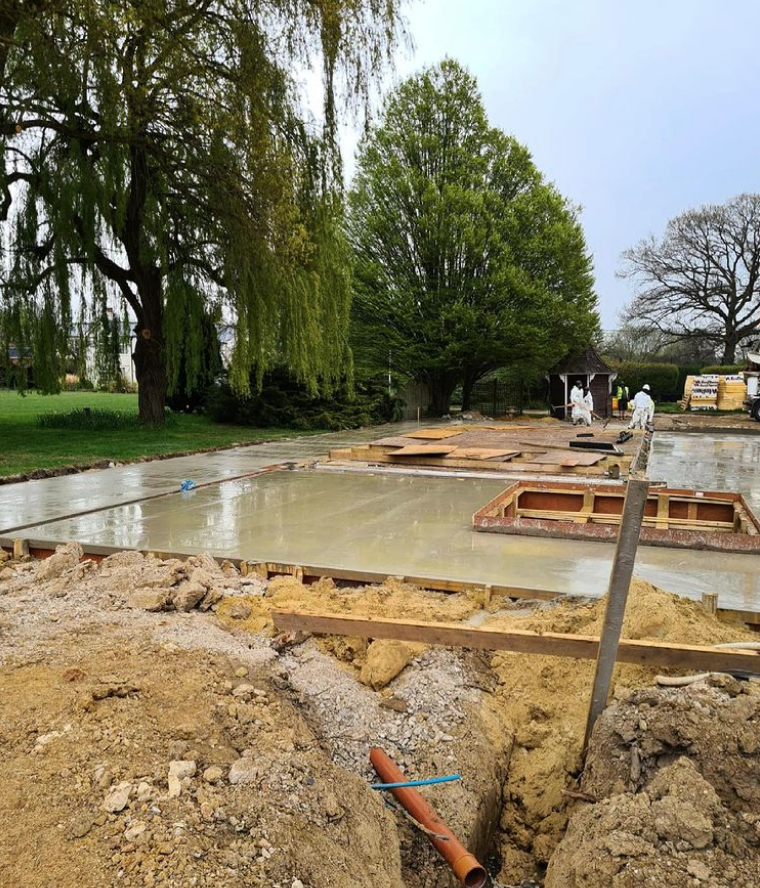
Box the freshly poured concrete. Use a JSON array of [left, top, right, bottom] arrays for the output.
[[5, 424, 760, 614], [649, 432, 760, 511], [0, 422, 426, 534], [19, 469, 760, 610]]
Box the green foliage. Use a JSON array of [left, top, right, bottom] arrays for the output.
[[699, 364, 746, 374], [93, 303, 123, 391], [204, 369, 399, 431], [617, 362, 679, 396], [36, 407, 175, 431], [0, 0, 404, 422], [348, 59, 599, 415], [166, 304, 223, 412]]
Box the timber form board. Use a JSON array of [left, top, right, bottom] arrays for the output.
[[473, 480, 760, 554], [273, 610, 760, 674], [324, 423, 645, 477], [2, 541, 759, 627]]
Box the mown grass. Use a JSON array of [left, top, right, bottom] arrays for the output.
[[0, 390, 316, 477]]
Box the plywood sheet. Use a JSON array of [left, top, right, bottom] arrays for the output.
[[448, 447, 521, 460], [528, 451, 605, 467], [388, 444, 459, 457], [403, 428, 464, 440]]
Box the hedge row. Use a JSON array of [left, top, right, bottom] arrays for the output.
[[615, 363, 680, 396], [699, 364, 746, 375]]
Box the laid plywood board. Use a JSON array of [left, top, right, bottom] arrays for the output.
[[388, 444, 459, 457], [403, 428, 464, 440], [448, 447, 521, 460], [528, 451, 606, 467]]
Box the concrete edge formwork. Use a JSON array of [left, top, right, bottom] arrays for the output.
[[2, 536, 759, 627]]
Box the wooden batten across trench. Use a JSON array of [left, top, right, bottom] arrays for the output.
[[272, 610, 760, 674]]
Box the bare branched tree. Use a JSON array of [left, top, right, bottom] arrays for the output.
[[620, 194, 760, 364]]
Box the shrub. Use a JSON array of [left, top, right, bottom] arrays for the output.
[[37, 407, 175, 430], [699, 364, 746, 375], [616, 362, 679, 400], [203, 368, 402, 430]]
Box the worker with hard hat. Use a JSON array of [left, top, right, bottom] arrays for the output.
[[629, 384, 654, 429]]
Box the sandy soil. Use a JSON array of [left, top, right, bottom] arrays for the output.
[[1, 544, 757, 888], [653, 412, 758, 432]]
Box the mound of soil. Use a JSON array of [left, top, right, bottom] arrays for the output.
[[481, 580, 758, 885], [546, 682, 760, 887], [0, 547, 509, 888]]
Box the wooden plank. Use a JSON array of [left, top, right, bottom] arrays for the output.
[[447, 447, 521, 460], [389, 444, 459, 457], [271, 609, 760, 673], [402, 428, 464, 440], [584, 479, 650, 750]]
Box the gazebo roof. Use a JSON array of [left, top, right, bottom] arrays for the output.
[[549, 345, 612, 376]]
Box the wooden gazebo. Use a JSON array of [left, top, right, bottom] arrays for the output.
[[547, 346, 617, 419]]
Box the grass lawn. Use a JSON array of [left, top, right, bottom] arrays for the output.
[[0, 390, 317, 478]]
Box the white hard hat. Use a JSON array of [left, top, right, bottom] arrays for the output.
[[643, 384, 650, 391]]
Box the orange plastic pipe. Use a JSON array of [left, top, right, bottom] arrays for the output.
[[370, 747, 487, 888]]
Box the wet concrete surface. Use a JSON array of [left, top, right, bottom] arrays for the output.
[[17, 469, 760, 611], [649, 432, 760, 512], [5, 425, 760, 614], [0, 423, 426, 534]]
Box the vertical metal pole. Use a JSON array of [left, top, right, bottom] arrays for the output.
[[583, 478, 650, 752]]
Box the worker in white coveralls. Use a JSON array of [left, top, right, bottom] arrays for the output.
[[569, 380, 592, 426], [583, 386, 594, 425], [629, 384, 655, 429]]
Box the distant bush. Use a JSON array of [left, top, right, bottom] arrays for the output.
[[63, 375, 95, 391], [699, 364, 746, 375], [203, 369, 403, 431], [37, 407, 175, 430], [616, 362, 679, 399], [97, 375, 137, 394]]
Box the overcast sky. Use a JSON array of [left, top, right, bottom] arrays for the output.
[[347, 0, 760, 328]]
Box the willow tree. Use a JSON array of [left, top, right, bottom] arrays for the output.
[[349, 60, 599, 415], [0, 0, 403, 422]]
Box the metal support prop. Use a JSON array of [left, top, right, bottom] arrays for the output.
[[583, 478, 650, 752]]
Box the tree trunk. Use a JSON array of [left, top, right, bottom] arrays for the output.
[[722, 334, 738, 365], [461, 372, 476, 411], [132, 271, 166, 425], [427, 373, 456, 417]]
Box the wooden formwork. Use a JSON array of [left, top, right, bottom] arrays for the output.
[[473, 480, 760, 554], [327, 423, 645, 476], [2, 538, 759, 626]]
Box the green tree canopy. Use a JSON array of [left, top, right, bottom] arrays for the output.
[[348, 59, 599, 415], [0, 0, 403, 422]]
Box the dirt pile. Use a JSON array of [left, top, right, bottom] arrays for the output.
[[0, 549, 508, 888], [481, 579, 759, 885], [546, 682, 760, 887], [216, 574, 481, 635], [0, 643, 405, 888]]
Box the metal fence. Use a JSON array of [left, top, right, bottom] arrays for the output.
[[469, 379, 523, 416]]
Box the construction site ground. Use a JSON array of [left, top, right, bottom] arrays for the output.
[[2, 418, 759, 615], [1, 546, 759, 887], [2, 416, 760, 887]]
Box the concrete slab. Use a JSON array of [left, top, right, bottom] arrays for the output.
[[17, 469, 760, 612], [0, 422, 426, 534], [649, 432, 760, 511]]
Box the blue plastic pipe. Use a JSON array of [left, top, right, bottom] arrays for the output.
[[370, 774, 461, 790]]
